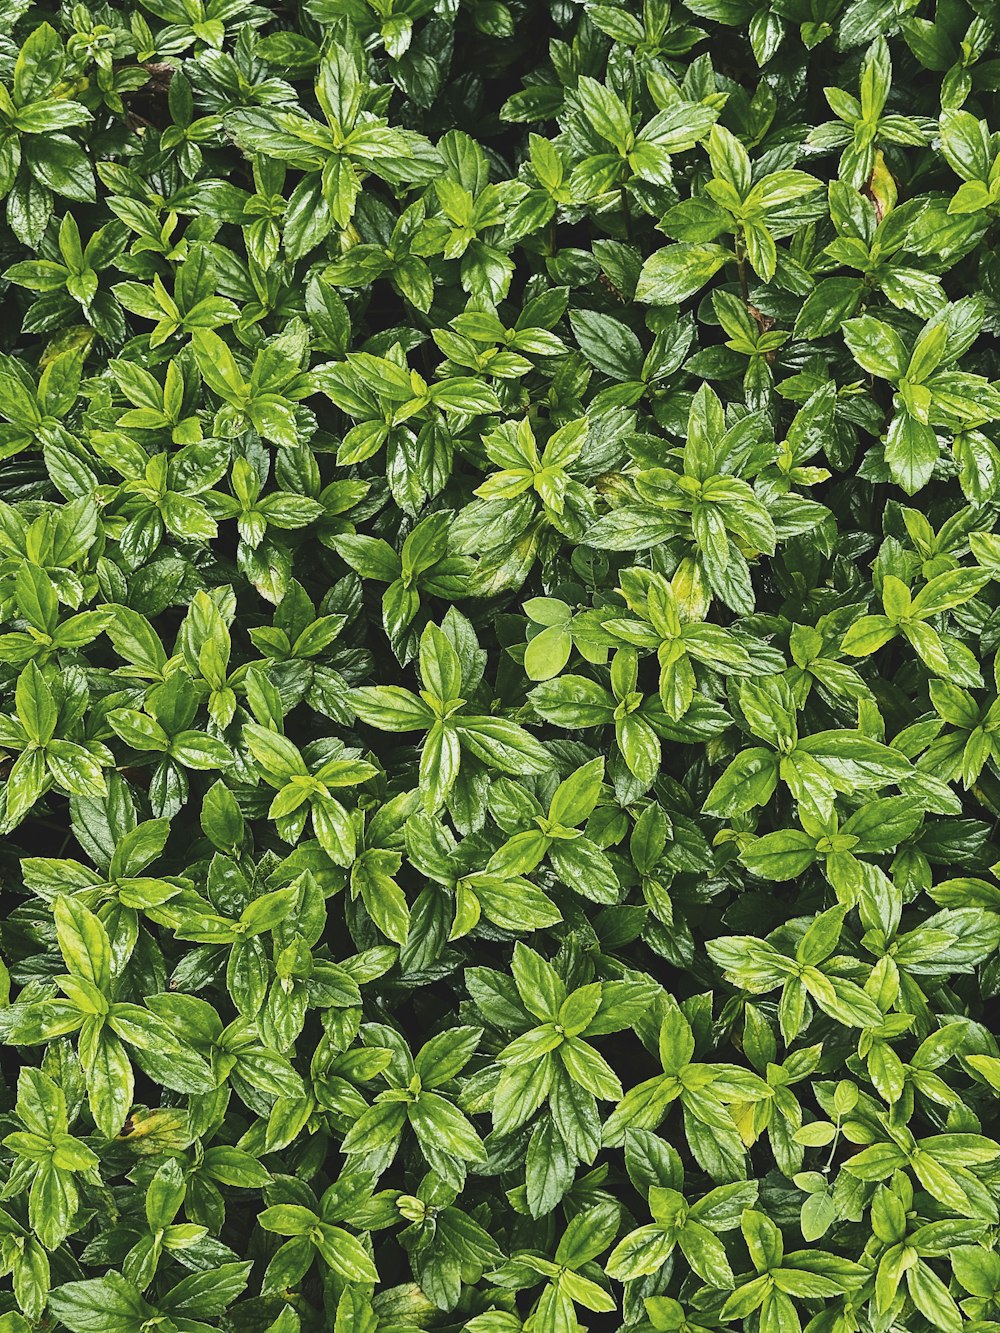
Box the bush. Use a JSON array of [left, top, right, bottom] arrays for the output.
[[2, 0, 1000, 1330]]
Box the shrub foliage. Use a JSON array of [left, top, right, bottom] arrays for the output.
[[2, 0, 1000, 1330]]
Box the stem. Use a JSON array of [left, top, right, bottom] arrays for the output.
[[823, 1116, 841, 1173], [735, 236, 750, 304], [620, 185, 632, 242]]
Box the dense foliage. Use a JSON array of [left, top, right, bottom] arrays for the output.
[[2, 0, 1000, 1329]]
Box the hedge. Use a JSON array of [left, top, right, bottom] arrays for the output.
[[1, 0, 1000, 1331]]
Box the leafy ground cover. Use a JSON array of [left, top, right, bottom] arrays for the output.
[[2, 0, 1000, 1330]]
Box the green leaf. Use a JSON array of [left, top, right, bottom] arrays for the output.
[[48, 1276, 151, 1333], [53, 896, 111, 991], [842, 315, 908, 380], [636, 245, 732, 304]]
